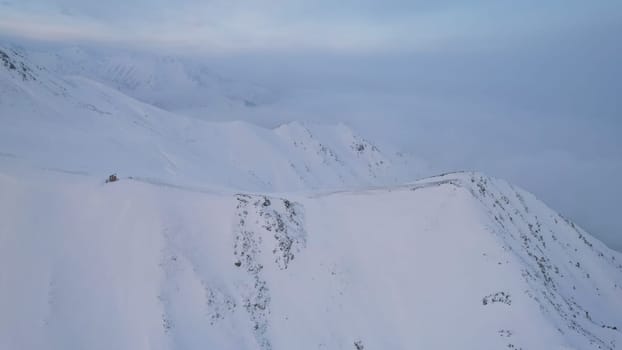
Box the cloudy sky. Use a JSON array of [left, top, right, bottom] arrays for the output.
[[1, 0, 621, 250]]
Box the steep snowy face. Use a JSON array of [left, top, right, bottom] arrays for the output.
[[0, 171, 620, 350], [0, 47, 425, 192], [411, 173, 622, 349]]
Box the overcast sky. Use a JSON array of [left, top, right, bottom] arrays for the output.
[[1, 0, 621, 250]]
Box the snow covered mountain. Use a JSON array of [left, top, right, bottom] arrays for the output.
[[1, 170, 620, 349], [0, 46, 425, 192], [1, 45, 620, 350]]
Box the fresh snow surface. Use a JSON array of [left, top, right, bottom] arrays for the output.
[[1, 171, 621, 350], [1, 46, 621, 350], [0, 46, 426, 193]]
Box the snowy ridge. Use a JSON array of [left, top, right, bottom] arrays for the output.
[[1, 170, 620, 349], [410, 172, 622, 349], [0, 46, 425, 192]]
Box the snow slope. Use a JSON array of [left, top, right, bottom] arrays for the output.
[[0, 46, 425, 192], [1, 45, 621, 350], [0, 170, 620, 350]]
